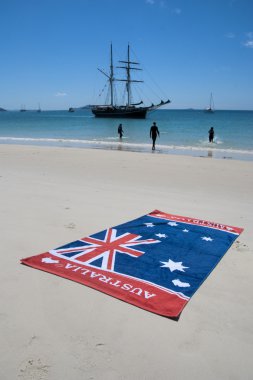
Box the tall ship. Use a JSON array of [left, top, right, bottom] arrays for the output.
[[91, 44, 170, 119]]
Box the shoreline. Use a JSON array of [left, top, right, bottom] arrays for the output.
[[1, 138, 253, 161], [1, 144, 253, 379]]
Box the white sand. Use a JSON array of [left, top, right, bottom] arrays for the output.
[[0, 144, 253, 380]]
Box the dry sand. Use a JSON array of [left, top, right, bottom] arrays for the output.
[[0, 144, 253, 380]]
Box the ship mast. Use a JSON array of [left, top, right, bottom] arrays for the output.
[[126, 45, 131, 106], [117, 44, 143, 107], [97, 43, 115, 107], [110, 44, 114, 106]]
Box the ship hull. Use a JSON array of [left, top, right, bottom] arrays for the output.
[[91, 107, 148, 119]]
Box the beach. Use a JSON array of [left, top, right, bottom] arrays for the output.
[[1, 144, 253, 379]]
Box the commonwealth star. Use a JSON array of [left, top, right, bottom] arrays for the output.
[[160, 259, 188, 272]]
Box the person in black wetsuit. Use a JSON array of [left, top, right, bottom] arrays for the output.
[[118, 124, 124, 139], [150, 122, 160, 150], [208, 127, 214, 143]]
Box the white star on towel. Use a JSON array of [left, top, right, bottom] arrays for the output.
[[144, 223, 154, 227], [160, 259, 188, 272], [201, 236, 213, 242], [168, 222, 178, 227], [183, 229, 189, 233], [155, 233, 167, 238]]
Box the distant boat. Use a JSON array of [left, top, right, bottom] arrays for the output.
[[204, 93, 214, 113], [91, 44, 171, 119], [68, 107, 75, 112], [37, 103, 41, 112], [20, 105, 26, 112]]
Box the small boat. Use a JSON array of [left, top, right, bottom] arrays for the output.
[[91, 44, 171, 119], [37, 103, 41, 112], [204, 93, 214, 113], [20, 105, 26, 112]]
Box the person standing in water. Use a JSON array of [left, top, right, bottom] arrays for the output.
[[150, 122, 160, 150], [118, 124, 124, 139], [208, 127, 214, 143]]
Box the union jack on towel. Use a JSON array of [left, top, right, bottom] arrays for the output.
[[21, 210, 243, 318]]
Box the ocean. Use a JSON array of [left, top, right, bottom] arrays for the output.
[[0, 109, 253, 161]]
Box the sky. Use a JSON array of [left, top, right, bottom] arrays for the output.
[[0, 0, 253, 110]]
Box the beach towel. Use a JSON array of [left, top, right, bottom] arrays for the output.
[[21, 210, 243, 318]]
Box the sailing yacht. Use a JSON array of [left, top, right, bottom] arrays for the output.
[[204, 93, 214, 113], [91, 44, 171, 118], [20, 105, 26, 112]]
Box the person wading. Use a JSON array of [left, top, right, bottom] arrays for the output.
[[118, 124, 124, 139], [208, 127, 214, 143], [150, 122, 160, 150]]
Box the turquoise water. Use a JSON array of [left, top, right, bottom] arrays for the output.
[[0, 109, 253, 160]]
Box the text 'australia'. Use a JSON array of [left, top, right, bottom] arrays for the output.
[[65, 263, 156, 299]]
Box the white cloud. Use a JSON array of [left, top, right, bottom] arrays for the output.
[[243, 40, 253, 48], [54, 92, 67, 97], [172, 8, 181, 15], [214, 65, 231, 73], [243, 32, 253, 48], [146, 0, 168, 8], [225, 32, 235, 39]]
